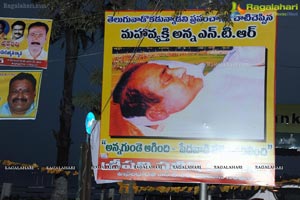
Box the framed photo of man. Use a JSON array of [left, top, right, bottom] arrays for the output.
[[0, 70, 42, 120], [109, 46, 267, 141]]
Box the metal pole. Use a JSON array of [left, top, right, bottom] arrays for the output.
[[199, 183, 207, 200], [121, 180, 134, 200], [85, 135, 92, 200], [78, 135, 92, 200]]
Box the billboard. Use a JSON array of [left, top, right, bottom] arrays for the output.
[[276, 104, 300, 150], [276, 104, 300, 134], [0, 17, 52, 69], [98, 10, 277, 186], [0, 70, 42, 120]]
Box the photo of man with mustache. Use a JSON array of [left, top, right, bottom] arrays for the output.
[[0, 72, 37, 116], [11, 20, 26, 42], [22, 22, 49, 60]]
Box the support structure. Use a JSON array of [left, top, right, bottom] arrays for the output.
[[200, 183, 207, 200]]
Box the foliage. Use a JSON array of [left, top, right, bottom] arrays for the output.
[[72, 68, 102, 116], [32, 0, 105, 44], [202, 0, 244, 26]]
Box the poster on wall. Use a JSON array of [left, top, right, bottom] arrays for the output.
[[98, 10, 277, 186], [0, 70, 42, 120], [0, 17, 52, 69]]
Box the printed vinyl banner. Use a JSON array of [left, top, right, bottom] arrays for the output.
[[99, 10, 277, 186], [0, 70, 42, 120], [0, 17, 52, 69]]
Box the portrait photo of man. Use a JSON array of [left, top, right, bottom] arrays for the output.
[[0, 20, 8, 40], [22, 22, 49, 60], [109, 46, 267, 140], [0, 72, 37, 117], [11, 20, 26, 42]]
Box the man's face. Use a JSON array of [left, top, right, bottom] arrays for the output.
[[128, 63, 203, 116], [12, 25, 25, 40], [27, 26, 47, 54], [8, 79, 36, 115], [0, 23, 4, 34]]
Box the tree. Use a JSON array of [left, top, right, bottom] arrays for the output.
[[32, 0, 240, 199], [73, 69, 102, 116], [32, 0, 105, 199]]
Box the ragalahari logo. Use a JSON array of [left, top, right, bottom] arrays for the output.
[[230, 1, 246, 18], [230, 1, 298, 17]]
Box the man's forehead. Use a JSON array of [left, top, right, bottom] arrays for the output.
[[29, 26, 46, 32], [125, 62, 164, 70], [132, 63, 161, 74], [11, 79, 33, 87], [13, 25, 24, 29], [144, 63, 165, 67]]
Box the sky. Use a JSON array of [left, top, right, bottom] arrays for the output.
[[0, 0, 300, 183]]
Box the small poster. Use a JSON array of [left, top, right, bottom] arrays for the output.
[[0, 70, 42, 120], [0, 17, 52, 69]]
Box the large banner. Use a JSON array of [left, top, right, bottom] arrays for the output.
[[99, 10, 276, 186], [0, 17, 52, 69], [0, 70, 42, 120]]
